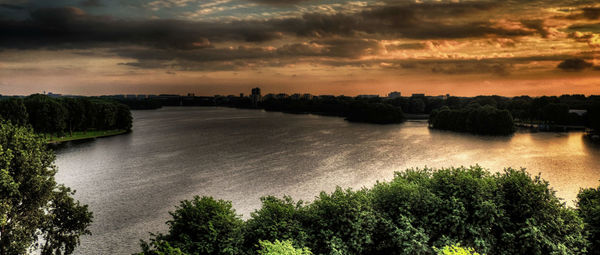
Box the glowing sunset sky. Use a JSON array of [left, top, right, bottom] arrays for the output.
[[1, 0, 599, 96]]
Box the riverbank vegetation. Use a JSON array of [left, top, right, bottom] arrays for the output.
[[138, 165, 600, 255], [0, 123, 92, 254], [0, 95, 132, 142], [45, 129, 128, 143]]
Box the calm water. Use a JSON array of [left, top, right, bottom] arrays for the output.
[[54, 107, 600, 255]]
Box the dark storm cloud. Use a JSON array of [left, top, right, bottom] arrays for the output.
[[80, 0, 104, 7], [521, 19, 551, 38], [569, 22, 600, 31], [112, 40, 578, 74], [247, 0, 312, 5], [0, 1, 538, 51], [270, 2, 534, 39], [557, 58, 594, 71], [0, 3, 25, 10], [0, 7, 281, 50], [277, 38, 383, 58], [385, 43, 426, 50], [563, 6, 600, 20], [114, 37, 382, 66], [582, 7, 600, 19]]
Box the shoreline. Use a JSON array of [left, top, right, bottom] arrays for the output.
[[45, 129, 129, 144]]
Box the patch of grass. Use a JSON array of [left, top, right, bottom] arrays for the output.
[[44, 129, 128, 143]]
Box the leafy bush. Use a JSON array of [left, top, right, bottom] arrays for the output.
[[138, 240, 187, 255], [244, 196, 308, 253], [578, 185, 600, 255], [436, 244, 481, 255], [257, 240, 312, 255], [140, 196, 244, 255]]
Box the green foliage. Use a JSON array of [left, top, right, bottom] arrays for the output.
[[0, 98, 28, 126], [142, 196, 244, 255], [61, 97, 87, 135], [493, 169, 587, 254], [40, 186, 93, 255], [24, 94, 67, 136], [429, 105, 514, 135], [138, 240, 188, 255], [436, 244, 481, 255], [0, 122, 92, 254], [577, 185, 600, 255], [3, 94, 134, 138], [141, 166, 593, 255], [302, 188, 377, 254], [257, 240, 312, 255], [245, 196, 308, 253]]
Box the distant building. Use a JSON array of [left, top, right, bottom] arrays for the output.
[[357, 95, 379, 99], [240, 93, 244, 98], [251, 87, 261, 106], [387, 91, 401, 99]]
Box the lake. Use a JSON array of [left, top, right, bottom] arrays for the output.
[[53, 107, 600, 254]]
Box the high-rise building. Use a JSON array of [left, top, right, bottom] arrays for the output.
[[251, 87, 261, 106]]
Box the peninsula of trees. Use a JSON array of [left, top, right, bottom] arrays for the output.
[[0, 94, 132, 142]]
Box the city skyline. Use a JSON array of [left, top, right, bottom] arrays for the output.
[[1, 0, 600, 96]]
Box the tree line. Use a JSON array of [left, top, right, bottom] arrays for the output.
[[118, 93, 600, 132], [429, 104, 515, 135], [408, 94, 598, 128], [0, 94, 132, 137], [260, 97, 405, 124], [138, 165, 600, 255]]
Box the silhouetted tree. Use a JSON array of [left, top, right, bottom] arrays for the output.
[[0, 98, 28, 126]]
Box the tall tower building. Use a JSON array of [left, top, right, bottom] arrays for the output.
[[251, 87, 261, 107]]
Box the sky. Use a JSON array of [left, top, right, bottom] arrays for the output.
[[0, 0, 600, 96]]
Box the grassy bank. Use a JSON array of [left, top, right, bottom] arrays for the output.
[[44, 129, 128, 143]]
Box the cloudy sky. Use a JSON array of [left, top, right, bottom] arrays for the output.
[[1, 0, 599, 96]]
